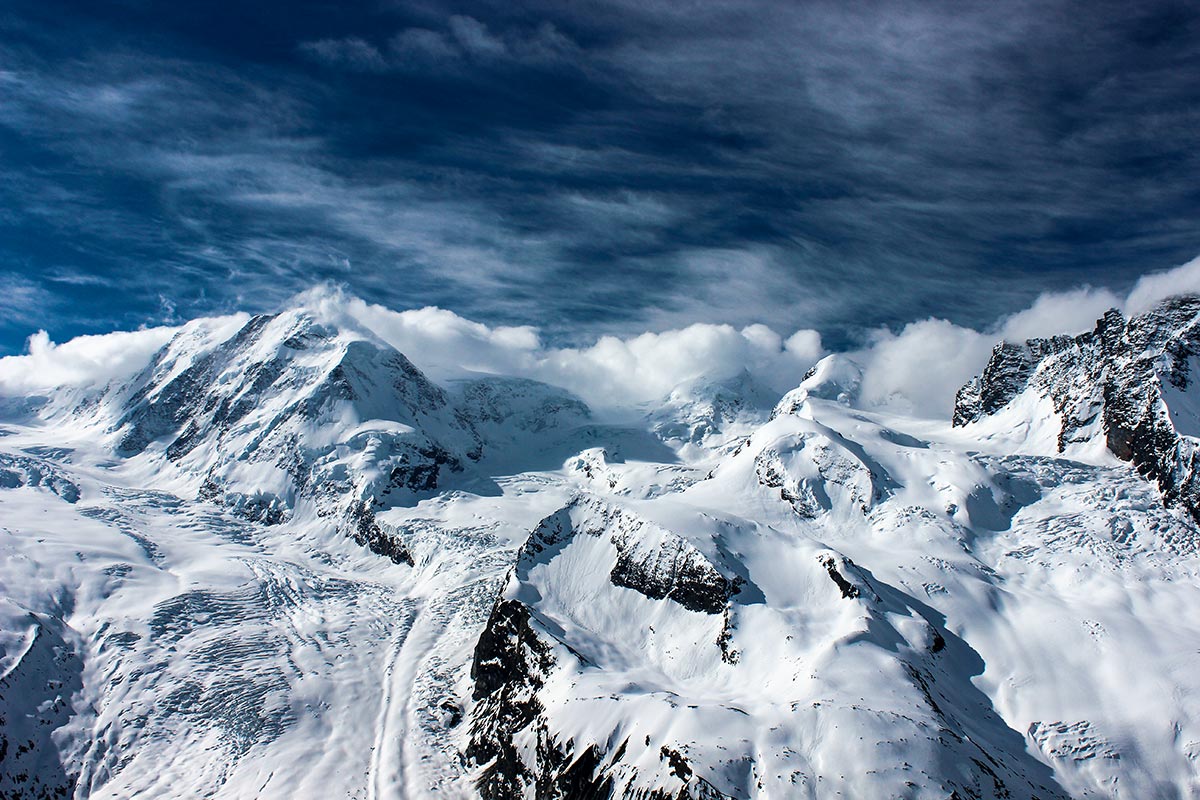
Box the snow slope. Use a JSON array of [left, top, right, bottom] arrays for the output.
[[3, 295, 1200, 799]]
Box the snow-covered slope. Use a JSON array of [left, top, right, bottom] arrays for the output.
[[3, 295, 1200, 799], [647, 370, 776, 453], [96, 310, 484, 518]]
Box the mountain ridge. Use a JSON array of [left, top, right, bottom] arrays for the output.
[[1, 294, 1199, 799]]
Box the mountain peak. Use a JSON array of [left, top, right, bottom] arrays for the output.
[[648, 369, 777, 447], [51, 307, 483, 536], [954, 294, 1200, 520], [773, 354, 863, 417]]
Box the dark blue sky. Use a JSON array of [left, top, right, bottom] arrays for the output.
[[1, 0, 1198, 353]]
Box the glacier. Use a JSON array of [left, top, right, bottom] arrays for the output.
[[1, 295, 1199, 799]]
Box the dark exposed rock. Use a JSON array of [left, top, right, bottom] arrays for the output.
[[522, 499, 742, 615], [952, 336, 1086, 429], [471, 599, 555, 706], [541, 743, 613, 800], [385, 443, 460, 494], [347, 501, 413, 566], [466, 595, 738, 800], [465, 502, 746, 799], [716, 609, 740, 665], [438, 701, 463, 728], [954, 296, 1200, 522], [0, 614, 83, 800], [660, 746, 692, 781], [818, 554, 860, 599], [466, 599, 557, 799], [608, 534, 741, 615]]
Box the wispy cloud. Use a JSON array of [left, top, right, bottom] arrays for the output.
[[300, 15, 578, 73], [0, 274, 51, 327], [0, 0, 1197, 355]]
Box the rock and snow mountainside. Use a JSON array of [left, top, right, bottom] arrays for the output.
[[3, 296, 1200, 800], [954, 295, 1200, 523], [648, 371, 776, 451]]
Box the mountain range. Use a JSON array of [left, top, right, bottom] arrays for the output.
[[2, 294, 1199, 799]]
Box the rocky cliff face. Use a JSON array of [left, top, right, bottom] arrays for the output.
[[954, 295, 1200, 521], [464, 493, 1073, 800], [524, 498, 743, 615], [0, 611, 84, 800]]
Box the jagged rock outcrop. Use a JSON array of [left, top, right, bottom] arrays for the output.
[[0, 612, 84, 800], [954, 296, 1200, 521], [466, 594, 740, 800], [466, 598, 588, 800], [464, 498, 745, 799], [347, 500, 414, 565], [465, 495, 1069, 800], [522, 498, 743, 614]]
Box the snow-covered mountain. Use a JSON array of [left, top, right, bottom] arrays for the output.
[[954, 295, 1200, 522], [647, 370, 776, 451], [3, 295, 1200, 799]]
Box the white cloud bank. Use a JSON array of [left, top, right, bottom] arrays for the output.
[[2, 253, 1198, 418], [1126, 254, 1200, 315], [0, 327, 177, 397], [298, 285, 825, 409], [855, 254, 1200, 417]]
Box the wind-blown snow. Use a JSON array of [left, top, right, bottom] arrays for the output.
[[1126, 254, 1200, 315]]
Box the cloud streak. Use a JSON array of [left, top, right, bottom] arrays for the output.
[[0, 0, 1197, 356], [300, 15, 576, 73]]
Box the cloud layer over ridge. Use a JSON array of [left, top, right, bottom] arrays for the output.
[[3, 254, 1197, 418]]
